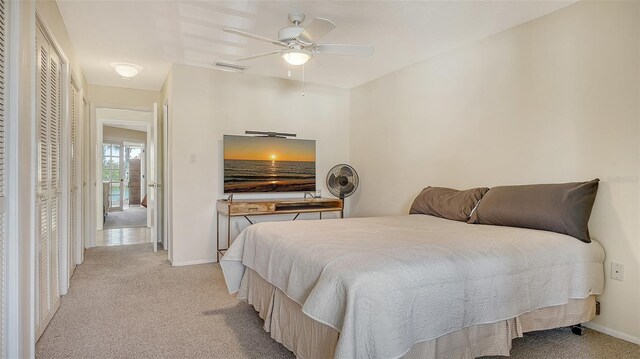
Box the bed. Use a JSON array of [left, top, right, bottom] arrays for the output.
[[220, 214, 604, 359]]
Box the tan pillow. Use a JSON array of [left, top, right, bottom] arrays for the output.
[[409, 186, 490, 222], [468, 179, 599, 243]]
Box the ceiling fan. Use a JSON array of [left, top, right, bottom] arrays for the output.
[[223, 11, 374, 66]]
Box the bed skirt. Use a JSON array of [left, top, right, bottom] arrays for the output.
[[238, 269, 596, 359]]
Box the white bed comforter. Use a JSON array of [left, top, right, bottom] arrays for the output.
[[220, 215, 604, 359]]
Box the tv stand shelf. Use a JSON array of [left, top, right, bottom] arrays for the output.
[[216, 197, 343, 261]]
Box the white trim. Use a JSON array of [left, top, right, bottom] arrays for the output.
[[83, 97, 91, 253], [162, 100, 171, 255], [7, 1, 37, 356], [146, 128, 152, 229], [89, 102, 97, 244], [583, 322, 640, 345], [4, 0, 15, 355], [151, 102, 158, 253], [60, 58, 71, 296], [24, 4, 36, 357], [75, 87, 85, 266], [5, 0, 35, 357], [171, 259, 216, 267]]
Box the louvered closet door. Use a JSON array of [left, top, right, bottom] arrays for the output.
[[0, 0, 8, 356], [35, 25, 61, 340]]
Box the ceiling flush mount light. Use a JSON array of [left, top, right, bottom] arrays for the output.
[[110, 62, 143, 78], [281, 49, 311, 66]]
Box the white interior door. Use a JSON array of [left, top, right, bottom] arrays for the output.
[[162, 102, 169, 253], [149, 103, 159, 253]]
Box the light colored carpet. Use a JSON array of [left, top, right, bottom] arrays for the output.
[[104, 206, 147, 229], [36, 244, 292, 359], [36, 244, 640, 359]]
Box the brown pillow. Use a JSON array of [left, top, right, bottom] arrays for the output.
[[410, 186, 490, 222], [468, 179, 599, 243]]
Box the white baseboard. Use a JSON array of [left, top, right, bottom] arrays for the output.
[[583, 322, 640, 345], [171, 258, 216, 267]]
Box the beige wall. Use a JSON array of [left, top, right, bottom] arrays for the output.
[[167, 64, 350, 266], [103, 126, 146, 144], [349, 1, 639, 342], [88, 84, 160, 109]]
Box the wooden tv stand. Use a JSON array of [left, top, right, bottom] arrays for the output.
[[216, 197, 343, 261]]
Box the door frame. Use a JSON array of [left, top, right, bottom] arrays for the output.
[[162, 100, 171, 256], [89, 104, 152, 240], [6, 0, 36, 357], [81, 96, 89, 258], [69, 74, 84, 275]]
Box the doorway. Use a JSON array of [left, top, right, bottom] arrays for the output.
[[102, 139, 147, 230], [95, 108, 152, 247]]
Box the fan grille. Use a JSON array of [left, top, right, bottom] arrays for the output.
[[326, 164, 359, 198]]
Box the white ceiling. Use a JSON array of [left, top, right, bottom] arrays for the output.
[[57, 0, 576, 91]]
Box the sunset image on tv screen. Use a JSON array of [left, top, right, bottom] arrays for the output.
[[223, 135, 316, 193]]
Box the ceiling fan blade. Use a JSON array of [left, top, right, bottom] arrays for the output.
[[314, 44, 374, 57], [236, 50, 281, 61], [297, 18, 335, 45], [223, 28, 288, 47]]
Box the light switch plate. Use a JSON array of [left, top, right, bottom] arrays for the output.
[[611, 262, 624, 281]]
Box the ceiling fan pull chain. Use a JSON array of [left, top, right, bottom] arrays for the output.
[[302, 64, 305, 97]]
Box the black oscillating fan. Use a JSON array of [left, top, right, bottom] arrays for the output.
[[326, 164, 359, 217]]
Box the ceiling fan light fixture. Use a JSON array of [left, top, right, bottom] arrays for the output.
[[110, 62, 143, 78], [281, 49, 311, 66]]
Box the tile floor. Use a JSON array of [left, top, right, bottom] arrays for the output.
[[96, 227, 151, 246]]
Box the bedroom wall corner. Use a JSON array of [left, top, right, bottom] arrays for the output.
[[348, 0, 640, 342], [167, 64, 350, 266]]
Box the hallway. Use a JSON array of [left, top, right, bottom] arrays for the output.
[[103, 206, 147, 230], [96, 227, 151, 247], [35, 244, 293, 358]]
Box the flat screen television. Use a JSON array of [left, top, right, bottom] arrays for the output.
[[223, 135, 316, 193]]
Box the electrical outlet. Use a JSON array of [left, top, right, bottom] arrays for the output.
[[190, 154, 197, 163], [611, 262, 624, 281]]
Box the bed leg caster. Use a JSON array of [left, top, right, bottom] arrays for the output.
[[571, 324, 586, 336]]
